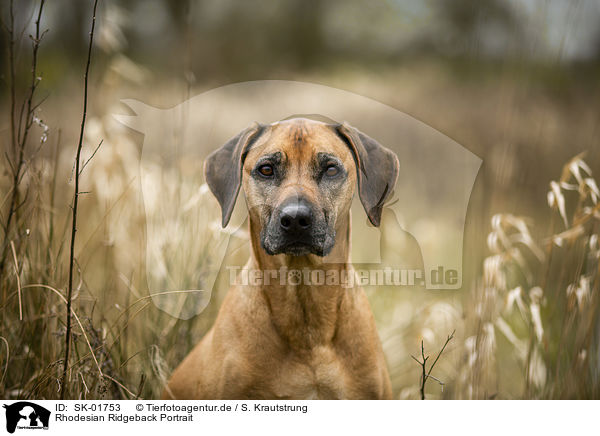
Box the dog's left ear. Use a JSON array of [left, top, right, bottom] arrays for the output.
[[204, 123, 265, 227], [335, 122, 399, 227]]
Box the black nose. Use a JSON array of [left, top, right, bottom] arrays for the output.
[[279, 202, 312, 232]]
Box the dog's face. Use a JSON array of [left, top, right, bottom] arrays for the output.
[[242, 119, 357, 256], [205, 117, 399, 257]]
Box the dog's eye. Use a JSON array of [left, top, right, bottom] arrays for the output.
[[325, 165, 339, 177], [258, 164, 274, 177]]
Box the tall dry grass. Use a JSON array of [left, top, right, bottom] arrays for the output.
[[456, 154, 600, 399]]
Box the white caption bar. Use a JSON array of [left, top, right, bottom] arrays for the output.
[[0, 400, 595, 436]]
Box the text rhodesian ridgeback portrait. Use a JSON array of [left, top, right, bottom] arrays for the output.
[[162, 117, 399, 399]]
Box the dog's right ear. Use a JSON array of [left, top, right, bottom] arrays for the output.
[[204, 123, 265, 227]]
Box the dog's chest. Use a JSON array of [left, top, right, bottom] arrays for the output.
[[268, 345, 349, 400]]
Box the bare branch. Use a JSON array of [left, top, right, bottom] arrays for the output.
[[61, 0, 100, 400], [412, 330, 455, 400], [426, 330, 456, 380]]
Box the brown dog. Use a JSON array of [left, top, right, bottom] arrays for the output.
[[162, 118, 398, 399]]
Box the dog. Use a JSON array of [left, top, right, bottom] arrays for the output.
[[162, 117, 399, 399]]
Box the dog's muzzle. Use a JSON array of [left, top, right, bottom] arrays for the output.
[[260, 198, 335, 256]]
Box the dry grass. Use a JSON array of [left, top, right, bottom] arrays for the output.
[[456, 155, 600, 399]]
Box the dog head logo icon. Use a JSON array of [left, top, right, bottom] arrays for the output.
[[3, 402, 50, 433]]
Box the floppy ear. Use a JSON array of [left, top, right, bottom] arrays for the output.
[[335, 122, 399, 227], [204, 123, 265, 227]]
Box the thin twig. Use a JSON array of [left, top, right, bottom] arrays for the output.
[[411, 330, 455, 400], [61, 0, 100, 400], [426, 330, 456, 380]]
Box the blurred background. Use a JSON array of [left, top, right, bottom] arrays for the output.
[[0, 0, 599, 399]]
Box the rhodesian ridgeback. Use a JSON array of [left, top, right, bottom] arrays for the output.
[[162, 117, 398, 399]]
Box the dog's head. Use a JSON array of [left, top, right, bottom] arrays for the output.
[[205, 118, 399, 257]]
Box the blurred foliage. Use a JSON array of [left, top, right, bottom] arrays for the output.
[[2, 0, 600, 89]]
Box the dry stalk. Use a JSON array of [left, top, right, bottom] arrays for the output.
[[61, 0, 100, 400], [412, 330, 455, 400]]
